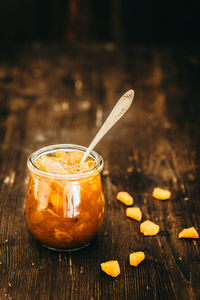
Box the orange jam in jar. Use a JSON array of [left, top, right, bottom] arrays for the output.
[[25, 144, 105, 251]]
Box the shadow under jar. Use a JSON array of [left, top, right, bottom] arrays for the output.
[[25, 144, 105, 251]]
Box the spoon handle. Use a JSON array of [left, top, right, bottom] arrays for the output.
[[81, 89, 134, 163]]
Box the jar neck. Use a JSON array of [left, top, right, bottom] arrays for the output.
[[27, 144, 104, 180]]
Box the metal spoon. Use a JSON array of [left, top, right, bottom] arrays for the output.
[[80, 89, 135, 163]]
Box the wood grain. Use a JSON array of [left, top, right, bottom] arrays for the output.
[[0, 43, 199, 300]]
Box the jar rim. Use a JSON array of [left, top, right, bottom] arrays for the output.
[[27, 144, 104, 180]]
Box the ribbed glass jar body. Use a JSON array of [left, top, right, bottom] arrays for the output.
[[25, 144, 105, 251]]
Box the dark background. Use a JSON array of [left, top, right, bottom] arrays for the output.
[[0, 0, 200, 44]]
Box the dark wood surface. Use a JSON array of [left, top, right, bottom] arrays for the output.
[[0, 43, 199, 300]]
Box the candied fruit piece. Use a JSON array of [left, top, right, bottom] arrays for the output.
[[54, 229, 72, 243], [79, 162, 91, 173], [79, 160, 96, 173], [68, 151, 84, 165], [50, 194, 58, 207], [129, 251, 145, 267], [140, 220, 160, 236], [152, 187, 171, 200], [126, 207, 142, 221], [179, 227, 199, 239], [39, 155, 66, 174], [117, 192, 133, 206], [87, 159, 96, 169], [35, 157, 43, 169], [50, 193, 64, 209], [101, 260, 120, 277], [55, 151, 68, 159], [30, 211, 44, 224], [75, 223, 85, 233]]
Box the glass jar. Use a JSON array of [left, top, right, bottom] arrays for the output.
[[25, 144, 105, 251]]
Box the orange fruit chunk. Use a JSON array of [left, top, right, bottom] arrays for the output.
[[116, 192, 133, 206], [129, 251, 145, 267], [30, 211, 44, 224], [126, 207, 142, 221], [50, 193, 59, 207], [55, 151, 68, 159], [35, 157, 43, 169], [140, 220, 160, 236], [152, 187, 171, 200], [79, 161, 96, 173], [67, 151, 84, 165], [101, 260, 120, 277], [179, 227, 199, 239], [54, 229, 72, 243], [50, 193, 64, 211], [40, 155, 66, 174]]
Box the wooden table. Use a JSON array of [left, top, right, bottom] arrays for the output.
[[0, 43, 199, 300]]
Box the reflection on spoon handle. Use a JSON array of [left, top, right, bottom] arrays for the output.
[[81, 89, 134, 163]]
